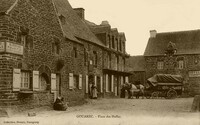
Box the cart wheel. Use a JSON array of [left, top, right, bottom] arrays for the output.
[[151, 92, 158, 99], [166, 89, 177, 99]]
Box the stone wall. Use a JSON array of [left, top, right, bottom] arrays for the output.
[[145, 54, 200, 95], [0, 0, 85, 106]]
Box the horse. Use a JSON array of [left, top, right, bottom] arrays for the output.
[[130, 84, 140, 99]]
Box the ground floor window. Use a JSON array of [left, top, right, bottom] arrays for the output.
[[108, 75, 112, 92], [21, 71, 30, 89], [74, 75, 79, 88]]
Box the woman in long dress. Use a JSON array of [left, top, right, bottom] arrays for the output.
[[91, 84, 98, 99]]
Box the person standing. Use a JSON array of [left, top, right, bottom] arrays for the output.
[[120, 83, 126, 98], [91, 84, 98, 99]]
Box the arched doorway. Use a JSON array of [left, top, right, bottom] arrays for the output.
[[39, 73, 50, 90]]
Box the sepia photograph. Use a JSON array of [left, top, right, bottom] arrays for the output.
[[0, 0, 200, 125]]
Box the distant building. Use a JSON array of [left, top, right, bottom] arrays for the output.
[[144, 29, 200, 95], [127, 56, 146, 86]]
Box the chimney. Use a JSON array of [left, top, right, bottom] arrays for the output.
[[150, 30, 157, 38], [100, 21, 110, 26], [73, 8, 85, 20]]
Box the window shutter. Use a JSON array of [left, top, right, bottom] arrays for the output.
[[51, 74, 56, 93], [33, 71, 39, 91], [111, 75, 114, 92], [100, 76, 103, 93], [94, 75, 97, 86], [85, 75, 88, 93], [125, 76, 129, 83], [13, 69, 21, 91], [106, 74, 108, 92], [69, 73, 74, 89], [79, 74, 82, 89]]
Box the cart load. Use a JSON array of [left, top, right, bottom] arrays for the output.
[[145, 74, 183, 99]]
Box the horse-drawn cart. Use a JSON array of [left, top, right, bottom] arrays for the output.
[[145, 74, 183, 99]]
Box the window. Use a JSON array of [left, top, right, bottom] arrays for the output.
[[73, 75, 79, 88], [25, 35, 33, 49], [178, 60, 184, 69], [122, 58, 125, 71], [21, 71, 30, 89], [52, 38, 60, 55], [107, 35, 111, 48], [108, 75, 111, 92], [117, 56, 119, 70], [21, 35, 26, 46], [84, 49, 88, 66], [119, 39, 122, 51], [93, 51, 97, 67], [108, 54, 111, 68], [73, 47, 78, 58], [157, 61, 164, 69], [112, 36, 115, 49]]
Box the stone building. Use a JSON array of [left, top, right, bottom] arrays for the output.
[[0, 0, 130, 107], [85, 21, 131, 97], [57, 0, 131, 98], [0, 0, 86, 106], [127, 56, 146, 86], [144, 30, 200, 95], [54, 0, 105, 99]]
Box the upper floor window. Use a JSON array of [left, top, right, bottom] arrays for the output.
[[52, 38, 60, 55], [157, 61, 164, 69], [119, 39, 122, 51], [178, 60, 184, 69], [21, 35, 26, 46], [72, 47, 78, 58], [112, 36, 115, 49], [93, 51, 97, 67], [108, 54, 111, 68], [176, 57, 184, 69], [84, 49, 88, 66]]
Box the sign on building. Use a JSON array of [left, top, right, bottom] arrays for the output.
[[0, 41, 23, 55], [189, 71, 200, 77]]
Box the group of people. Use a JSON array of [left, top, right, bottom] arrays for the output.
[[120, 82, 145, 99], [53, 81, 144, 111]]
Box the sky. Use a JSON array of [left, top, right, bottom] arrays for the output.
[[68, 0, 200, 56]]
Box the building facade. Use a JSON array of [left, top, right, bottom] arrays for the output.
[[0, 0, 86, 106], [86, 21, 131, 97], [144, 30, 200, 95], [0, 0, 130, 107]]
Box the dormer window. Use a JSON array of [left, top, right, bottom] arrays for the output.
[[59, 14, 66, 25]]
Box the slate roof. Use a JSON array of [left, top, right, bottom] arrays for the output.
[[53, 0, 104, 47], [144, 29, 200, 56], [127, 56, 145, 71], [0, 0, 16, 13]]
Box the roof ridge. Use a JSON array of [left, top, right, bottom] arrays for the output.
[[157, 29, 200, 35]]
